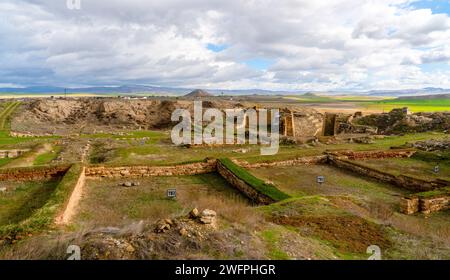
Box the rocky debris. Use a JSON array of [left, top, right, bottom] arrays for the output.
[[11, 98, 241, 135], [356, 109, 450, 135], [154, 208, 217, 235], [155, 219, 174, 233], [407, 139, 450, 151], [189, 208, 200, 219], [119, 181, 141, 187], [338, 123, 378, 135], [351, 136, 374, 144], [280, 137, 298, 145], [80, 143, 91, 162], [199, 209, 217, 225], [179, 228, 189, 236], [233, 148, 249, 154]]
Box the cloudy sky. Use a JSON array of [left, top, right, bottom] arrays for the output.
[[1, 0, 450, 91]]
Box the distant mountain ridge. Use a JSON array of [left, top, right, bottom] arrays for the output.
[[0, 85, 450, 97], [367, 87, 450, 97]]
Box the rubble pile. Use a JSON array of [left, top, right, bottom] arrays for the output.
[[355, 109, 450, 135]]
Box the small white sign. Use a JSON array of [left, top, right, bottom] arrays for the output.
[[317, 176, 325, 184], [167, 189, 177, 198], [434, 165, 440, 173]]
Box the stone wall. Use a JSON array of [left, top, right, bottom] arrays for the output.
[[420, 196, 450, 214], [400, 195, 449, 214], [326, 149, 416, 160], [0, 149, 30, 159], [329, 157, 448, 192], [399, 197, 419, 214], [0, 165, 70, 181], [85, 160, 217, 178], [235, 155, 328, 168], [216, 161, 275, 205], [9, 131, 54, 138]]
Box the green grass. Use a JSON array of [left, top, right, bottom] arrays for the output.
[[74, 174, 247, 227], [218, 158, 290, 201], [412, 187, 450, 199], [358, 157, 450, 181], [33, 146, 62, 166], [241, 132, 448, 164], [0, 164, 81, 236], [260, 229, 290, 260], [0, 102, 59, 147], [0, 102, 20, 130], [0, 158, 13, 167], [367, 98, 450, 112], [0, 180, 60, 226]]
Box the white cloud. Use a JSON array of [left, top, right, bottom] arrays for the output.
[[0, 0, 450, 90]]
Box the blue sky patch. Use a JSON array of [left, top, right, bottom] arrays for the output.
[[244, 58, 275, 70], [207, 43, 228, 52], [420, 62, 450, 72], [412, 0, 450, 15]]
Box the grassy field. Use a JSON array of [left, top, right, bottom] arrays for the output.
[[0, 180, 60, 226], [284, 94, 449, 112], [86, 131, 448, 166], [74, 174, 250, 227], [366, 98, 450, 112], [249, 164, 410, 203], [352, 158, 450, 181], [33, 146, 62, 166], [0, 102, 60, 148]]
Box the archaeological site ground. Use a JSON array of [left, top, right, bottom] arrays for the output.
[[0, 92, 449, 260]]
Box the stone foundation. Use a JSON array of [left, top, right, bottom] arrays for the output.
[[85, 160, 217, 178], [0, 165, 70, 181], [326, 149, 416, 160], [420, 196, 450, 214], [399, 197, 419, 214], [0, 149, 30, 159], [216, 161, 275, 205], [400, 195, 449, 214], [329, 157, 448, 192], [235, 155, 328, 168]]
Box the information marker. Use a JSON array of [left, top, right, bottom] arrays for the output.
[[167, 189, 177, 199], [317, 176, 325, 185]]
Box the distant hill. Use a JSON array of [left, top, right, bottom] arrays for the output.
[[396, 93, 450, 100], [184, 89, 213, 98], [368, 88, 450, 97]]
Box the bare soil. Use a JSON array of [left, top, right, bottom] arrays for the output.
[[270, 215, 391, 253]]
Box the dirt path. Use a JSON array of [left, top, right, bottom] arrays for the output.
[[56, 167, 86, 225], [4, 143, 53, 168]]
